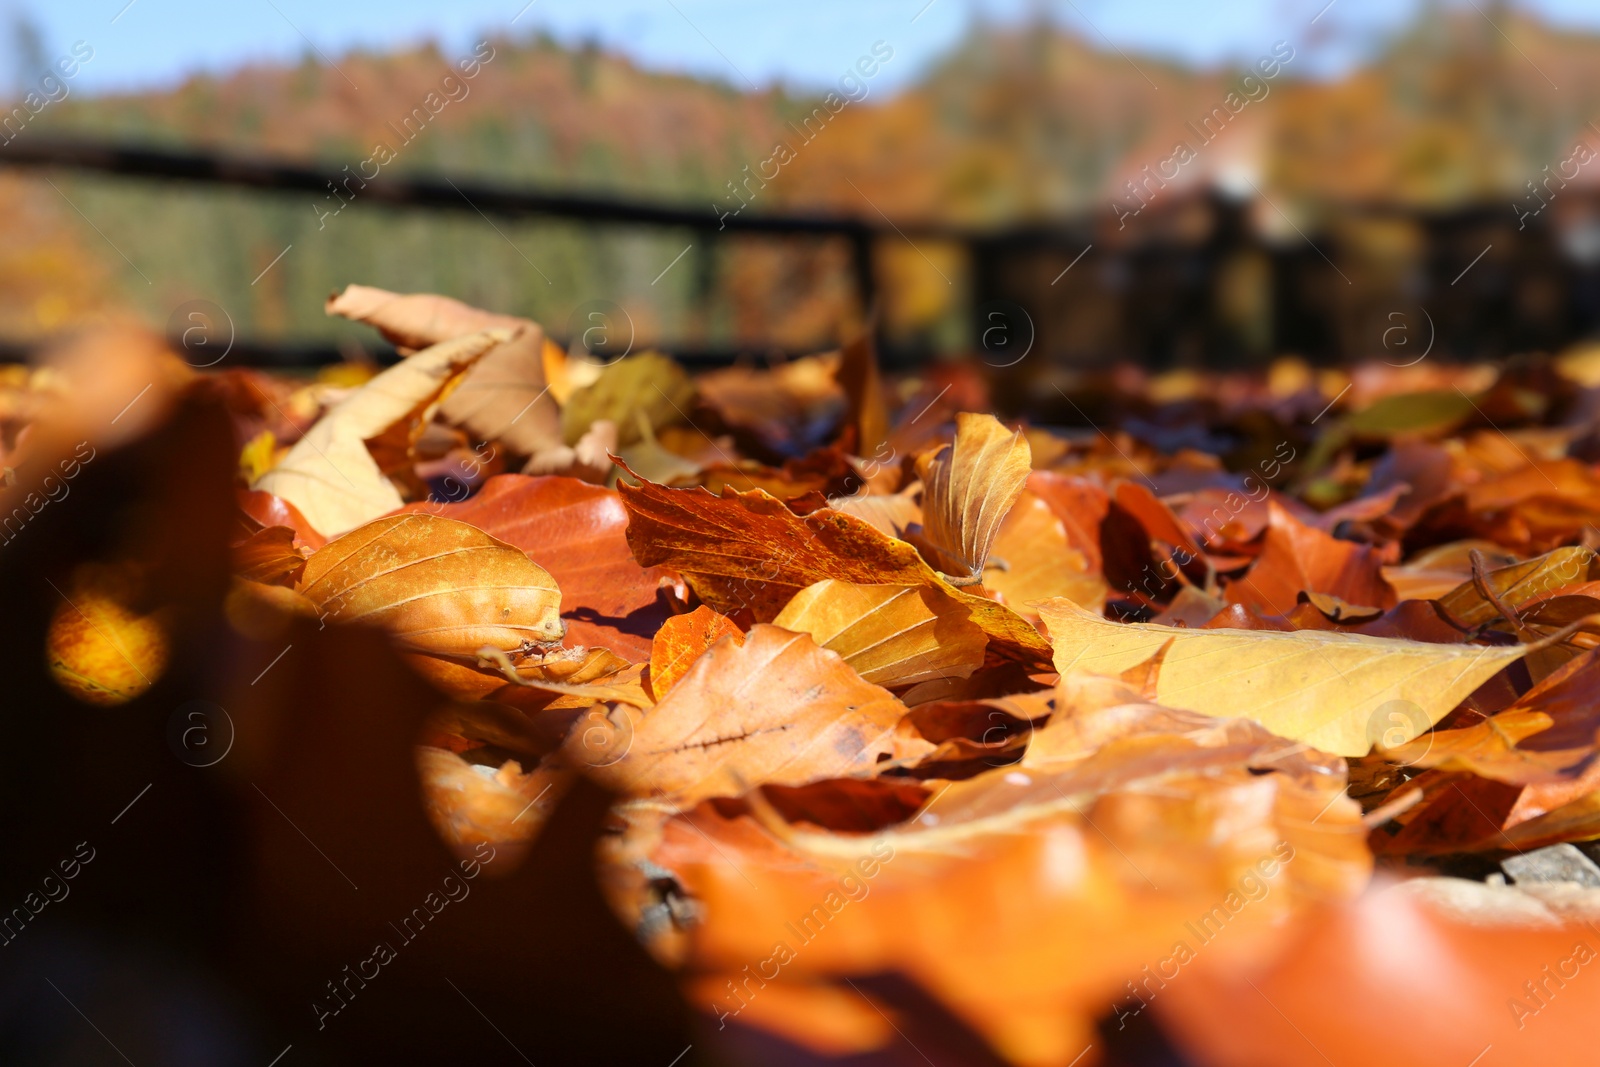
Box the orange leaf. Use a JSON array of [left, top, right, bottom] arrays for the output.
[[571, 624, 914, 805], [299, 513, 564, 663], [913, 412, 1032, 582], [649, 605, 744, 697], [405, 473, 680, 661], [1226, 500, 1396, 614]]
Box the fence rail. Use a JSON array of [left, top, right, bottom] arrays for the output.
[[2, 136, 1588, 367]]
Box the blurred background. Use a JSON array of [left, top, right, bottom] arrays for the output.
[[3, 0, 1600, 371]]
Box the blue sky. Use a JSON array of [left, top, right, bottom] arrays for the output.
[[7, 0, 1600, 98]]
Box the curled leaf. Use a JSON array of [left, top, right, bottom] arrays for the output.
[[299, 514, 564, 666], [254, 329, 512, 536], [913, 412, 1032, 583]]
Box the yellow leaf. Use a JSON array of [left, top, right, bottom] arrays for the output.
[[773, 579, 987, 687], [914, 412, 1031, 583], [299, 513, 563, 661], [562, 352, 692, 448], [1037, 599, 1530, 756], [983, 490, 1108, 617]]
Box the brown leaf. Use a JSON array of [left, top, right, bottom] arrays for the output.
[[982, 488, 1108, 618], [834, 329, 889, 455], [236, 488, 327, 550], [231, 524, 306, 587], [617, 470, 1051, 662], [325, 285, 560, 454], [438, 328, 562, 455], [1378, 648, 1600, 785], [253, 330, 512, 536], [1026, 470, 1108, 574], [827, 486, 922, 539], [416, 746, 571, 859], [324, 283, 526, 351], [650, 698, 1367, 1066], [1225, 500, 1397, 614]]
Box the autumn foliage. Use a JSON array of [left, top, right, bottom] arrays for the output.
[[15, 288, 1600, 1065]]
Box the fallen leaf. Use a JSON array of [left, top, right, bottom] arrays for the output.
[[827, 486, 922, 539], [523, 419, 616, 483], [298, 514, 564, 671], [46, 561, 169, 707], [772, 579, 988, 688], [982, 489, 1108, 618], [618, 470, 1050, 661], [325, 283, 526, 351], [231, 524, 306, 587], [572, 623, 913, 805], [405, 473, 679, 661], [653, 698, 1367, 1067], [1225, 501, 1396, 614], [253, 329, 512, 536], [913, 412, 1032, 583], [438, 328, 562, 455], [834, 329, 889, 455], [1039, 598, 1530, 756], [1438, 546, 1599, 629], [649, 605, 744, 697], [1379, 648, 1600, 784], [563, 352, 693, 448], [417, 746, 571, 859], [324, 286, 561, 452]]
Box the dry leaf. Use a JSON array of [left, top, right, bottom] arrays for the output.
[[405, 473, 679, 661], [1225, 500, 1397, 614], [982, 489, 1108, 618], [648, 605, 744, 697], [325, 285, 559, 453], [232, 524, 307, 587], [655, 701, 1367, 1067], [1039, 598, 1530, 756], [771, 579, 987, 688], [325, 284, 527, 351], [563, 353, 692, 448], [618, 470, 1051, 662], [253, 329, 511, 536], [572, 624, 912, 805], [299, 514, 564, 669], [913, 412, 1032, 583], [417, 746, 571, 858]]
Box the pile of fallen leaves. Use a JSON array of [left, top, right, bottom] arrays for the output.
[[19, 287, 1600, 1066]]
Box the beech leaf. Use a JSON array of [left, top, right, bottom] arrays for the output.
[[253, 329, 512, 536], [1038, 598, 1531, 756], [913, 411, 1032, 583], [572, 624, 913, 805], [617, 470, 1051, 661], [771, 579, 987, 687], [299, 513, 564, 665]]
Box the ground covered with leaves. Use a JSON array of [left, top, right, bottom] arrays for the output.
[[17, 288, 1600, 1066]]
